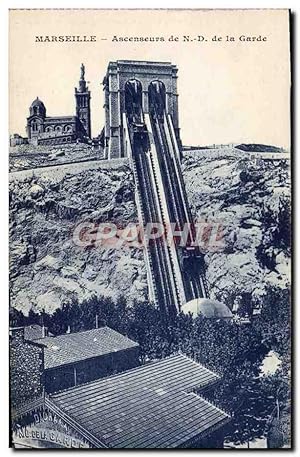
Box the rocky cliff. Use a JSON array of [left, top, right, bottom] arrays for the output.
[[9, 148, 291, 315], [9, 143, 101, 171], [10, 160, 148, 315], [183, 149, 291, 310]]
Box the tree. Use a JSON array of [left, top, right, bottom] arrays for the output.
[[253, 286, 290, 369], [9, 307, 25, 327], [257, 195, 291, 270], [9, 283, 291, 447], [228, 371, 271, 446]]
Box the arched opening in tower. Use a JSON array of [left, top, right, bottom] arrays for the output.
[[148, 80, 166, 120], [124, 79, 143, 125]]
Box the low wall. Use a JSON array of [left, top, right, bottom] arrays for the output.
[[9, 158, 130, 183]]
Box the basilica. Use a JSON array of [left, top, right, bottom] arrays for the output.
[[26, 64, 91, 146]]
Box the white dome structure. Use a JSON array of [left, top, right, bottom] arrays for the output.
[[181, 298, 233, 319]]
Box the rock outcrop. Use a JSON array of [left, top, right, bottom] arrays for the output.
[[182, 149, 291, 308], [9, 148, 291, 315], [9, 143, 101, 171], [10, 160, 147, 315]]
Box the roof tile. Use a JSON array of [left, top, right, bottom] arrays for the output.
[[36, 327, 139, 369], [51, 354, 229, 448]]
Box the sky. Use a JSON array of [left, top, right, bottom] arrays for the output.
[[9, 9, 291, 149]]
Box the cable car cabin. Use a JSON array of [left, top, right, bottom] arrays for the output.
[[181, 247, 205, 275], [180, 244, 203, 258], [188, 247, 204, 260], [125, 79, 143, 127], [130, 122, 149, 151], [183, 242, 205, 257], [148, 80, 166, 121], [182, 246, 197, 256]]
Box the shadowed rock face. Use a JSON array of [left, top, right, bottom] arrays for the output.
[[9, 148, 290, 315], [182, 149, 291, 308], [9, 161, 148, 315]]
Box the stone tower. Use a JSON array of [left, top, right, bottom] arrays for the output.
[[102, 60, 181, 159], [75, 63, 91, 138], [27, 97, 46, 140]]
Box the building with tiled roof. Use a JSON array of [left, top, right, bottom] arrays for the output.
[[34, 327, 140, 393], [50, 354, 230, 449], [11, 329, 230, 449], [36, 327, 139, 370]]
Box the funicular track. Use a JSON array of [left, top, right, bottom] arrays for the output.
[[135, 148, 179, 319], [151, 114, 209, 301], [124, 83, 208, 318]]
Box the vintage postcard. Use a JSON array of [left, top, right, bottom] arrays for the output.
[[9, 9, 291, 449]]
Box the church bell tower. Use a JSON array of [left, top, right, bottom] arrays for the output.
[[75, 63, 91, 138]]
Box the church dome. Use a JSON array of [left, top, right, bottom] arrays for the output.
[[30, 97, 46, 117], [31, 97, 45, 108], [181, 298, 233, 319]]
